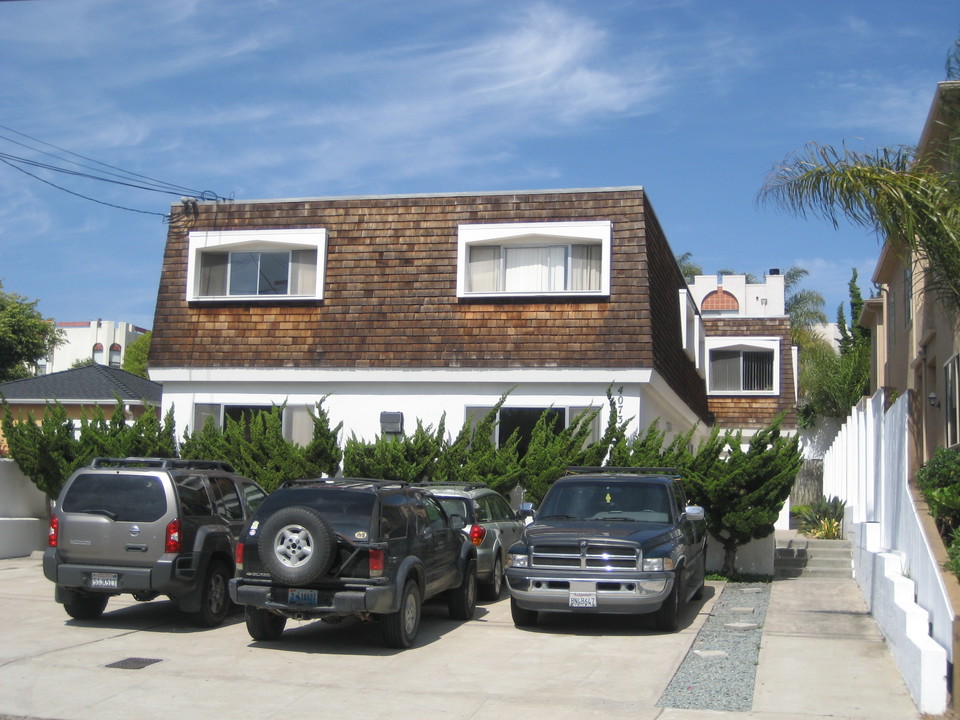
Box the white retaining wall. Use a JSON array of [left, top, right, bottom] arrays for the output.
[[824, 391, 951, 715], [0, 459, 47, 559]]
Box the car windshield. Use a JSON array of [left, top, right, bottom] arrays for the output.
[[61, 473, 168, 522], [538, 481, 671, 523]]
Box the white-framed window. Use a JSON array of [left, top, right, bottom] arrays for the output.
[[186, 228, 326, 302], [903, 266, 913, 327], [705, 337, 780, 395], [464, 405, 601, 456], [946, 354, 960, 447], [456, 221, 611, 298], [678, 289, 705, 372]]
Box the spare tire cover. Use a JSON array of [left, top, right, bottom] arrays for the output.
[[258, 505, 337, 585]]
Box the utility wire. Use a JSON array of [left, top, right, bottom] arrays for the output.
[[0, 123, 219, 199], [0, 123, 227, 217], [0, 158, 168, 220]]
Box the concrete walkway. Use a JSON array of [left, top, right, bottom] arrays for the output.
[[660, 542, 923, 719], [0, 548, 927, 720]]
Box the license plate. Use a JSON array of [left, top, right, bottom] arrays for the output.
[[569, 591, 597, 608], [288, 588, 318, 606], [90, 572, 118, 589]]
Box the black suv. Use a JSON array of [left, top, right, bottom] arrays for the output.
[[505, 467, 707, 632], [229, 478, 478, 648], [43, 457, 267, 627]]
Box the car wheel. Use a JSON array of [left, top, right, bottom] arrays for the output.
[[245, 606, 286, 641], [188, 560, 231, 628], [654, 578, 680, 632], [510, 597, 538, 627], [258, 505, 336, 585], [480, 555, 503, 601], [448, 559, 477, 620], [382, 580, 422, 648], [63, 590, 108, 620]]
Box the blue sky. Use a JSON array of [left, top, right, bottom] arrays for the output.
[[1, 0, 957, 330]]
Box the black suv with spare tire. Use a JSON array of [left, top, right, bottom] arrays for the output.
[[229, 477, 478, 648], [43, 457, 267, 627]]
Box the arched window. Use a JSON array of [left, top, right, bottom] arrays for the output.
[[92, 343, 104, 364], [109, 343, 121, 368], [701, 289, 739, 315]]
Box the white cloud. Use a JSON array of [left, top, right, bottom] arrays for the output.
[[810, 71, 934, 139]]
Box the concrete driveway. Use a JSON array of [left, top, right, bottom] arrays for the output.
[[0, 554, 717, 720]]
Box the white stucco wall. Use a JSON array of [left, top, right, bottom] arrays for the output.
[[41, 320, 147, 374], [0, 459, 48, 559], [153, 366, 710, 450]]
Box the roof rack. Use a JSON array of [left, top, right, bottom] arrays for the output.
[[279, 477, 409, 490], [90, 457, 236, 473], [411, 481, 490, 490], [565, 466, 680, 476]]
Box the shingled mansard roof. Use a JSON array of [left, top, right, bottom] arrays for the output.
[[0, 364, 161, 405]]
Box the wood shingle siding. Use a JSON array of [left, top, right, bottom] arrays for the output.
[[150, 188, 711, 424], [703, 316, 797, 428]]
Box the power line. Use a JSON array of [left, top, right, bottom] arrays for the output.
[[0, 123, 227, 216], [0, 158, 168, 220], [0, 128, 204, 197]]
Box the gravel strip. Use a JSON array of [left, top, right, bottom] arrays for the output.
[[657, 582, 770, 713]]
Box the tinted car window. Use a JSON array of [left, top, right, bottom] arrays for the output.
[[380, 493, 410, 540], [209, 476, 244, 520], [473, 497, 491, 522], [61, 473, 167, 522], [424, 495, 447, 531], [437, 498, 469, 522], [259, 487, 376, 535], [243, 483, 267, 513], [177, 475, 215, 516], [486, 494, 515, 522]]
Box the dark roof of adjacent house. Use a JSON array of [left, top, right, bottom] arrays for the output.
[[0, 364, 161, 405]]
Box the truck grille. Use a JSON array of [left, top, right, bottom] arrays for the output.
[[530, 542, 639, 571]]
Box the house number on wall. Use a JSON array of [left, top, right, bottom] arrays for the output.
[[616, 385, 624, 422]]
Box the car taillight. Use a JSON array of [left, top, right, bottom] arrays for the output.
[[235, 541, 244, 571], [165, 519, 181, 553], [369, 548, 384, 578], [469, 524, 486, 546], [48, 515, 59, 547]]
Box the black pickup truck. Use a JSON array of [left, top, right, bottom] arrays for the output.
[[505, 468, 707, 631]]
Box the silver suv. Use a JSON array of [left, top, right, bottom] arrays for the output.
[[416, 482, 523, 600], [43, 457, 267, 627]]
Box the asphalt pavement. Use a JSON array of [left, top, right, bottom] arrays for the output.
[[0, 552, 922, 720]]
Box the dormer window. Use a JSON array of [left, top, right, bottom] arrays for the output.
[[186, 228, 326, 302], [457, 221, 611, 298], [705, 336, 780, 395]]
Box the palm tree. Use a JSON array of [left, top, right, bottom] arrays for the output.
[[675, 251, 702, 279], [783, 265, 827, 347], [758, 141, 960, 314]]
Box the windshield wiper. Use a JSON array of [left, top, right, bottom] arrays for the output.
[[83, 508, 118, 520], [593, 516, 634, 522], [540, 514, 580, 520]]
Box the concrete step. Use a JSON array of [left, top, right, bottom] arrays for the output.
[[774, 535, 852, 580]]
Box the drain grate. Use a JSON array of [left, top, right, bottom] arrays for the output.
[[106, 657, 163, 670]]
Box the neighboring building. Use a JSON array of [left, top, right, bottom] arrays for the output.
[[859, 80, 960, 465], [0, 364, 162, 451], [39, 320, 148, 375], [148, 187, 797, 451], [686, 271, 798, 433]]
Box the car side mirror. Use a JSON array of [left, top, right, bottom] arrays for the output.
[[518, 502, 536, 519], [449, 513, 466, 531], [684, 505, 705, 522]]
